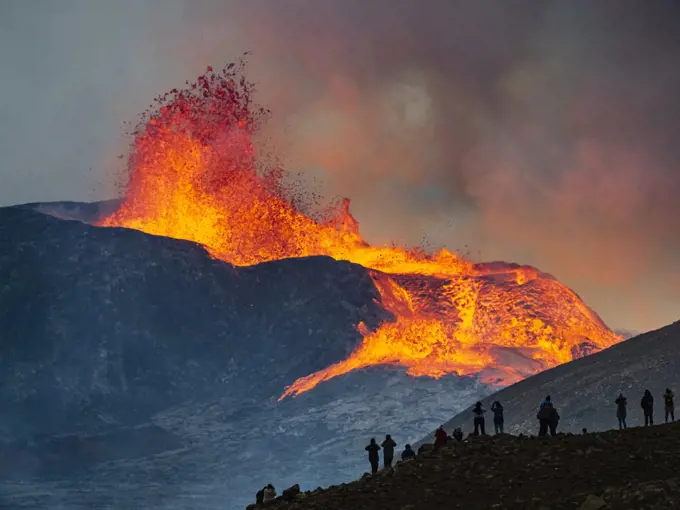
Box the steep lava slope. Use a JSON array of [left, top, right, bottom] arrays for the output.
[[260, 423, 680, 510], [99, 60, 621, 397]]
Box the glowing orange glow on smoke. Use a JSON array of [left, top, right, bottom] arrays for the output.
[[100, 60, 622, 399]]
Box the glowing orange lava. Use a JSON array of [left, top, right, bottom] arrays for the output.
[[100, 60, 622, 399]]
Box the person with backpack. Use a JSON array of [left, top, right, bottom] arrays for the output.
[[641, 390, 654, 426], [381, 434, 397, 468], [615, 393, 627, 430], [401, 444, 416, 460], [472, 401, 487, 435], [365, 438, 381, 474], [537, 400, 559, 436], [452, 427, 463, 442], [434, 425, 448, 449], [491, 401, 504, 434], [663, 388, 675, 422]]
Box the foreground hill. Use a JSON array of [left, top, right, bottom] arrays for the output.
[[264, 422, 680, 510], [419, 320, 680, 440]]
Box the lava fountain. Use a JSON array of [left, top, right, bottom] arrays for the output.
[[99, 59, 622, 399]]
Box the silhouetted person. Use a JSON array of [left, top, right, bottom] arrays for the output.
[[551, 406, 560, 435], [365, 438, 381, 474], [615, 393, 628, 430], [381, 434, 397, 468], [256, 487, 265, 505], [434, 426, 448, 449], [472, 401, 487, 435], [582, 428, 587, 435], [538, 400, 559, 436], [452, 427, 463, 442], [401, 444, 416, 460], [641, 390, 654, 426], [664, 388, 675, 422], [491, 401, 504, 434], [263, 484, 276, 503]]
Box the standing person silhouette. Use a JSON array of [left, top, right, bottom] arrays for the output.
[[365, 438, 381, 474], [641, 390, 654, 426], [615, 393, 627, 430], [663, 388, 675, 422], [472, 401, 487, 435], [434, 426, 448, 449], [491, 401, 504, 434], [381, 434, 397, 468]]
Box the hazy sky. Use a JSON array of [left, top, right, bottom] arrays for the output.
[[1, 0, 679, 332]]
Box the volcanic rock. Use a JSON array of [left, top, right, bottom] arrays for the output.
[[280, 484, 301, 501], [259, 422, 680, 510]]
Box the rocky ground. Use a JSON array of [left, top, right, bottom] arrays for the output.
[[255, 421, 680, 510]]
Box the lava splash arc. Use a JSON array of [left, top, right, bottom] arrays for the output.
[[99, 60, 623, 399]]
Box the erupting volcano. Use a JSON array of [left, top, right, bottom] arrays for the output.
[[99, 59, 622, 399]]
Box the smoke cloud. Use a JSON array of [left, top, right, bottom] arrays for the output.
[[1, 0, 679, 331]]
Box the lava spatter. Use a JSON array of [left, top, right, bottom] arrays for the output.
[[100, 58, 622, 399]]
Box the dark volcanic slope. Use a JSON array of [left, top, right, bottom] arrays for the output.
[[0, 205, 387, 442], [422, 321, 680, 440], [0, 205, 491, 510], [264, 423, 680, 510]]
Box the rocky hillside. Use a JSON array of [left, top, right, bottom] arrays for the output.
[[260, 422, 680, 510], [0, 205, 389, 443], [0, 205, 490, 509], [419, 320, 680, 441]]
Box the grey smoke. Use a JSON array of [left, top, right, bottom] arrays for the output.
[[1, 0, 679, 331]]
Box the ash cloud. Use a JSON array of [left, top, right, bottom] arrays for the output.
[[2, 0, 679, 331]]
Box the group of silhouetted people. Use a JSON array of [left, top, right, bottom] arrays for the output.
[[359, 388, 676, 480], [364, 435, 401, 474], [460, 397, 559, 438], [254, 385, 677, 506], [615, 388, 675, 429]]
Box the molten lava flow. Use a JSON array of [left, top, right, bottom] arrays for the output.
[[100, 60, 623, 399]]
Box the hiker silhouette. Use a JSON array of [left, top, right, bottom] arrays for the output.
[[434, 426, 448, 449], [537, 398, 559, 436], [401, 444, 416, 460], [663, 388, 675, 423], [491, 400, 504, 434], [472, 401, 487, 435], [381, 434, 397, 468], [365, 438, 381, 474], [615, 393, 628, 429]]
